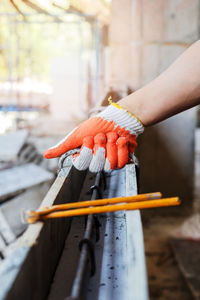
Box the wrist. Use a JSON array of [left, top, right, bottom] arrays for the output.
[[98, 97, 144, 136], [118, 94, 145, 125]]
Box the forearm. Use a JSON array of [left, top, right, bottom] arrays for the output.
[[119, 40, 200, 126]]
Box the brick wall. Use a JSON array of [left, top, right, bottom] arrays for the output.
[[108, 0, 200, 208]]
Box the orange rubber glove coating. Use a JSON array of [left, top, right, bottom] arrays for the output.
[[44, 103, 144, 172], [72, 132, 137, 172], [44, 117, 131, 159], [106, 132, 118, 170]]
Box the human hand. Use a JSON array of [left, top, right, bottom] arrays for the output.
[[44, 101, 144, 172]]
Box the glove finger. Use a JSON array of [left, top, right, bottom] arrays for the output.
[[72, 153, 80, 160], [44, 127, 78, 159], [89, 133, 106, 173], [44, 115, 116, 159], [119, 133, 137, 155], [104, 132, 118, 172], [73, 136, 94, 171], [117, 137, 129, 169], [127, 134, 137, 154]]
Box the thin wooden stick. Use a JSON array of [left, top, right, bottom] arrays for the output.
[[27, 197, 180, 224], [36, 192, 162, 216]]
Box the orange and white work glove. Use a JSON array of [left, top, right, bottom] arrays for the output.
[[44, 101, 144, 172]]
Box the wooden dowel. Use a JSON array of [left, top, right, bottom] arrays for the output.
[[37, 192, 162, 216], [27, 197, 180, 223]]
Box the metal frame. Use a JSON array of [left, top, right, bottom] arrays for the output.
[[69, 172, 102, 299], [85, 165, 149, 300], [0, 163, 149, 300]]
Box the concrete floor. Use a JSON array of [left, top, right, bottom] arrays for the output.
[[141, 128, 200, 300], [142, 212, 193, 300]]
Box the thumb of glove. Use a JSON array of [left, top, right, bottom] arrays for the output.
[[44, 102, 144, 159]]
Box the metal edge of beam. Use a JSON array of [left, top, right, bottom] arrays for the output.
[[0, 162, 88, 300], [86, 166, 129, 299], [0, 175, 67, 300], [86, 163, 149, 300], [0, 162, 149, 300], [125, 164, 149, 300]]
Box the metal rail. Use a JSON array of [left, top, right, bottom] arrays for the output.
[[0, 163, 150, 300], [68, 172, 102, 300]]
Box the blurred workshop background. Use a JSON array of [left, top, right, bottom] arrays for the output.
[[0, 1, 200, 299]]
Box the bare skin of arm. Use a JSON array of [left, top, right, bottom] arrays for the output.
[[118, 40, 200, 126]]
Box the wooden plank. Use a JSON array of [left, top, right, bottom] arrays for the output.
[[171, 239, 200, 300], [0, 163, 54, 201], [0, 166, 88, 300]]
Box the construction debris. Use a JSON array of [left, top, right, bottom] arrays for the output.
[[171, 239, 200, 300], [0, 183, 50, 237], [0, 210, 15, 260], [0, 130, 28, 164], [0, 163, 54, 201], [0, 235, 7, 260], [0, 128, 56, 256], [0, 210, 15, 244]]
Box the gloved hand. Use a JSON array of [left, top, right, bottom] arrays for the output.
[[44, 101, 144, 172]]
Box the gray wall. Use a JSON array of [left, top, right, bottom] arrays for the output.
[[109, 0, 199, 207]]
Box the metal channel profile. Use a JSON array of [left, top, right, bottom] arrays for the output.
[[68, 172, 102, 300], [0, 161, 88, 300], [125, 164, 149, 300], [86, 164, 149, 300], [0, 162, 149, 300]]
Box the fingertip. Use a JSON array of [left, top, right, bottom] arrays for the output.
[[116, 136, 128, 146], [106, 132, 118, 143], [43, 142, 72, 159], [43, 149, 55, 159], [106, 144, 117, 171], [128, 135, 137, 154], [73, 147, 93, 170], [72, 153, 79, 162], [89, 145, 106, 172], [82, 136, 94, 149], [43, 151, 49, 159], [117, 137, 129, 168], [104, 158, 112, 172], [94, 133, 106, 144]]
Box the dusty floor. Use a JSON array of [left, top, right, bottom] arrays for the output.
[[140, 128, 200, 300], [142, 211, 193, 300]]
